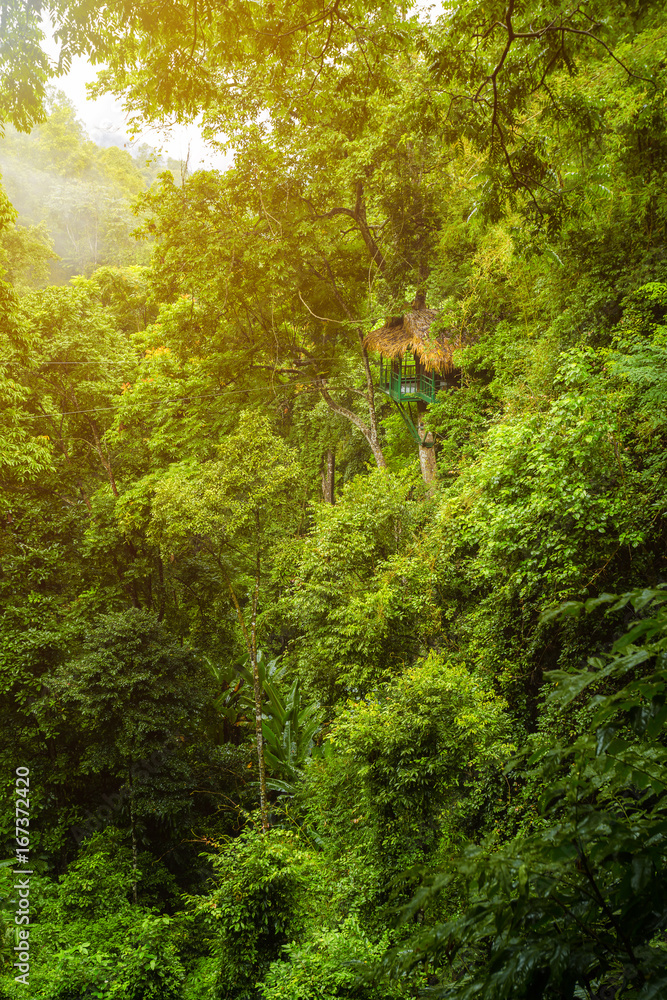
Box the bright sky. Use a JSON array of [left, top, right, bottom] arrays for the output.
[[40, 16, 222, 169], [43, 2, 443, 169], [54, 60, 225, 168]]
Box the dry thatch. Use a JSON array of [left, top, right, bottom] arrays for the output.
[[365, 309, 465, 373]]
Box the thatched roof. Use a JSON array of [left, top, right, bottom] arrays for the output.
[[365, 309, 465, 373]]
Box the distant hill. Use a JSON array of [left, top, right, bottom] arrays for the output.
[[0, 91, 183, 285]]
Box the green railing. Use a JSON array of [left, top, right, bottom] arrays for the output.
[[378, 357, 441, 403]]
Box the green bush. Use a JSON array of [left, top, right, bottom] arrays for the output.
[[186, 826, 320, 999], [0, 830, 185, 1000], [303, 654, 512, 925], [259, 917, 405, 1000], [378, 589, 667, 999]]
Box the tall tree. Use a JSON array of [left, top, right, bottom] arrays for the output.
[[149, 411, 304, 830]]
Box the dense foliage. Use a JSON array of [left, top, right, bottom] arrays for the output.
[[1, 1, 667, 998]]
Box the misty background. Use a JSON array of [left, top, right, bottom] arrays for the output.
[[0, 91, 184, 285], [0, 17, 226, 287]]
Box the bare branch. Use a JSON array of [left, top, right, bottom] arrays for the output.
[[298, 290, 347, 325]]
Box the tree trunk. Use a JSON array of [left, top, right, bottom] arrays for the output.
[[220, 554, 270, 832], [250, 647, 269, 832], [128, 765, 139, 905], [311, 248, 387, 469], [317, 380, 387, 469], [356, 330, 386, 468], [417, 415, 437, 488], [321, 449, 335, 503], [250, 536, 269, 831], [86, 414, 119, 497]]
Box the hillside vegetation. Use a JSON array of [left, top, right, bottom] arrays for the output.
[[0, 92, 181, 284]]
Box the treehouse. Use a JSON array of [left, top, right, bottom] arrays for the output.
[[365, 307, 465, 448]]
